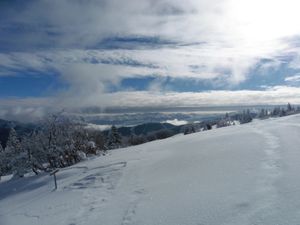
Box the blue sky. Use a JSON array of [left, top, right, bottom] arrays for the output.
[[2, 0, 300, 121]]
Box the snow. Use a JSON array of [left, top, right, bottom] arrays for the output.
[[1, 114, 300, 225], [163, 119, 188, 126], [85, 123, 111, 131]]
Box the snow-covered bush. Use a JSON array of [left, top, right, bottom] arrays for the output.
[[77, 151, 87, 160]]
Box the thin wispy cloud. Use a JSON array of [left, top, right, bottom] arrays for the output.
[[285, 74, 300, 82]]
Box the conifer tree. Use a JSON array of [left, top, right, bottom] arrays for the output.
[[107, 125, 122, 149], [0, 142, 4, 180], [5, 128, 28, 177]]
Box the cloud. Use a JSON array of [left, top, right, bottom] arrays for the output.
[[1, 0, 300, 120], [285, 74, 300, 82], [2, 86, 300, 121], [1, 0, 296, 77], [0, 97, 54, 122], [99, 86, 300, 108]]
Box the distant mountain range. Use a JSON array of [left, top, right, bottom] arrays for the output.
[[0, 117, 219, 148], [0, 119, 187, 148]]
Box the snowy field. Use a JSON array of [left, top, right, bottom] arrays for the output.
[[1, 114, 300, 225]]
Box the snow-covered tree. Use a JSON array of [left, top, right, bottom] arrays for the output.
[[1, 113, 99, 177], [21, 131, 47, 174], [37, 113, 76, 167], [5, 128, 20, 152], [183, 125, 196, 135], [5, 128, 28, 177], [36, 113, 94, 168], [287, 102, 293, 112], [286, 103, 296, 115], [4, 128, 19, 171], [0, 142, 4, 180], [93, 131, 106, 150], [203, 123, 212, 130], [280, 108, 286, 117], [258, 108, 268, 119], [106, 125, 122, 149], [216, 119, 231, 128], [271, 107, 281, 117], [239, 110, 252, 124]]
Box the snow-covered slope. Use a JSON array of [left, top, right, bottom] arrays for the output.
[[1, 114, 300, 225]]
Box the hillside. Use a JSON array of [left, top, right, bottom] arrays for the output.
[[1, 114, 300, 225]]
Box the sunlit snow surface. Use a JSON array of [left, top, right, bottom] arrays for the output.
[[1, 115, 300, 225]]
